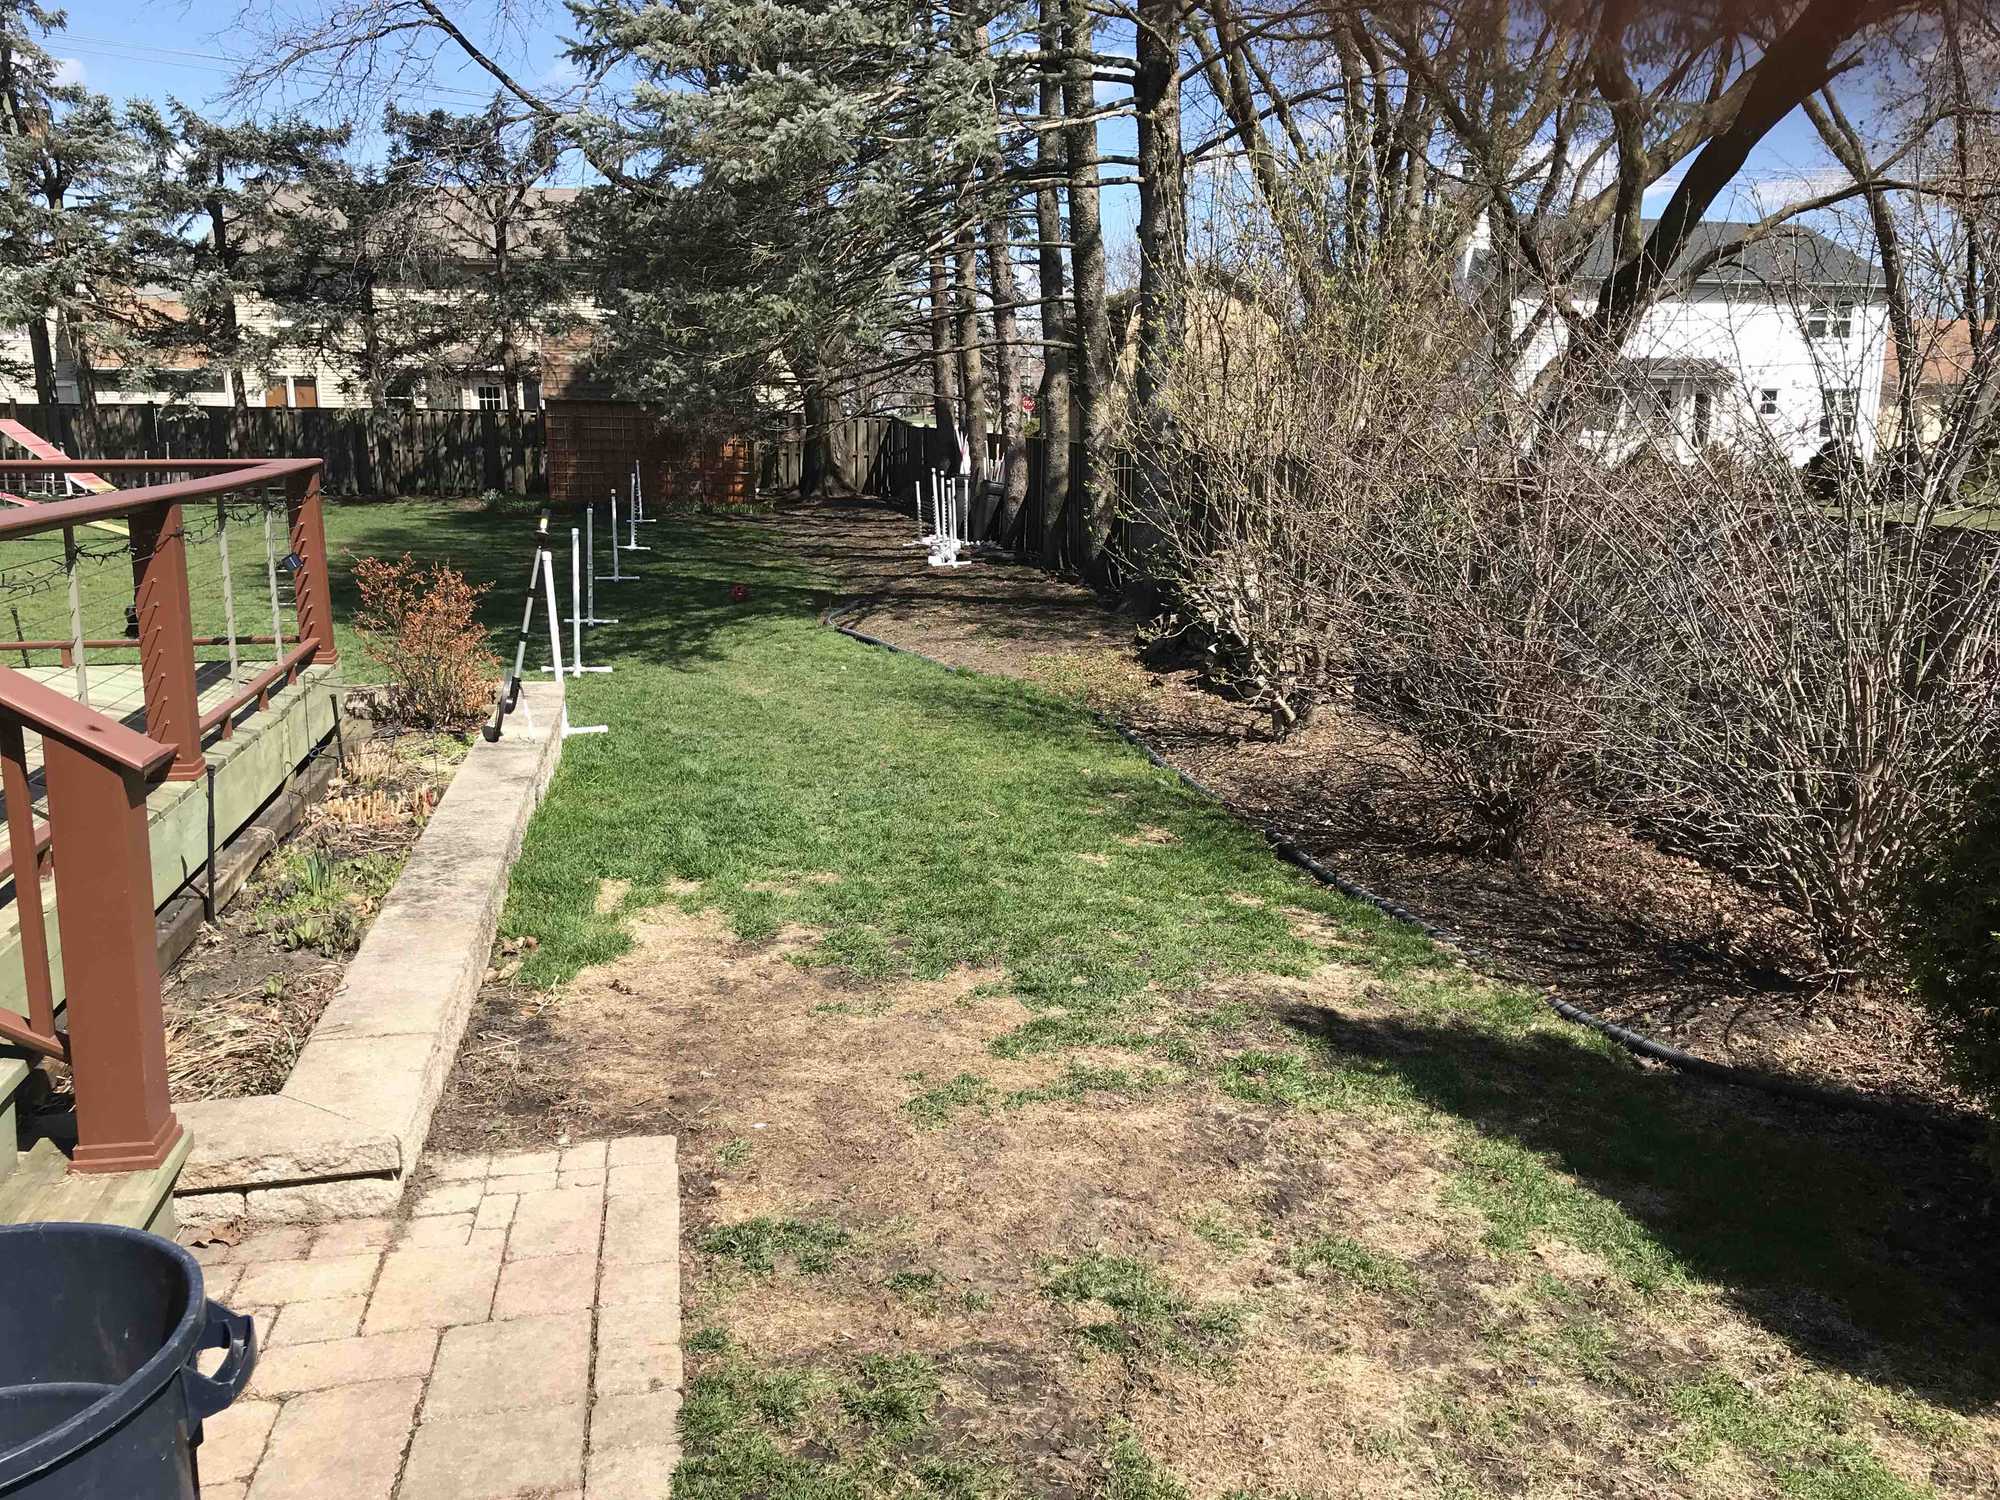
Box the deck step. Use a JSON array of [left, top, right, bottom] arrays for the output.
[[0, 1134, 191, 1233]]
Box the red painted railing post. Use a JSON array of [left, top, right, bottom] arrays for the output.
[[41, 715, 182, 1173], [129, 501, 206, 781], [287, 465, 338, 666]]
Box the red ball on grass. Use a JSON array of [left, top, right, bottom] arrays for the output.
[[730, 583, 750, 603]]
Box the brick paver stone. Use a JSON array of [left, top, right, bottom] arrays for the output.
[[594, 1317, 682, 1398], [245, 1378, 422, 1500], [558, 1141, 606, 1171], [589, 1390, 679, 1451], [473, 1193, 517, 1234], [398, 1402, 587, 1500], [196, 1399, 279, 1485], [363, 1243, 503, 1333], [266, 1296, 365, 1348], [490, 1148, 561, 1175], [605, 1135, 676, 1167], [308, 1218, 396, 1258], [507, 1187, 605, 1260], [601, 1193, 678, 1266], [234, 1253, 381, 1306], [493, 1252, 597, 1320], [597, 1261, 675, 1311], [424, 1311, 592, 1420], [248, 1329, 438, 1398], [585, 1440, 679, 1500], [203, 1136, 678, 1500], [411, 1179, 484, 1216]]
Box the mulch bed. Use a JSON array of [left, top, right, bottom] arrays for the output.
[[161, 724, 460, 1101], [775, 497, 1966, 1118]]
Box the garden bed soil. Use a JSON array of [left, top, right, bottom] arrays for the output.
[[162, 726, 465, 1101], [775, 499, 1962, 1116]]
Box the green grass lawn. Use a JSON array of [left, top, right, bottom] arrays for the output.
[[301, 498, 1998, 1498]]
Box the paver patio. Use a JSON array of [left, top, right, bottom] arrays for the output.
[[187, 1135, 681, 1500]]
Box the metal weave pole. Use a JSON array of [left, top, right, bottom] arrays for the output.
[[263, 506, 285, 654], [215, 498, 240, 678], [63, 525, 86, 703], [605, 490, 628, 583], [542, 527, 607, 737], [575, 499, 618, 623], [634, 460, 657, 524], [621, 470, 652, 552], [549, 528, 613, 677], [483, 513, 550, 741]]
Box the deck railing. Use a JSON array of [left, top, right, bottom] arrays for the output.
[[0, 457, 336, 1174]]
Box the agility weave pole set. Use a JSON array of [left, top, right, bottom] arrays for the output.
[[913, 467, 974, 569], [484, 510, 610, 742]]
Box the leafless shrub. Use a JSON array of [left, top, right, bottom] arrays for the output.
[[1128, 230, 1651, 855], [1581, 450, 2000, 985], [1131, 227, 2000, 966]]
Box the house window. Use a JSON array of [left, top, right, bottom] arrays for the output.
[[1820, 388, 1858, 439], [1581, 382, 1626, 437], [1694, 390, 1714, 448], [475, 384, 504, 412], [1758, 388, 1780, 417], [522, 375, 542, 413], [1806, 302, 1853, 340], [292, 376, 318, 409]]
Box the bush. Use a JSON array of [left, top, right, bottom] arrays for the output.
[[351, 554, 499, 731], [1898, 780, 2000, 1150]]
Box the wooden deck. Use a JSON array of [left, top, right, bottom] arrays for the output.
[[3, 657, 289, 821]]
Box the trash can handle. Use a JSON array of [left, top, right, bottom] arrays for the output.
[[182, 1301, 259, 1423]]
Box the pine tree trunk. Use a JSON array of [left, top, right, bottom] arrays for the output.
[[1034, 0, 1073, 566], [1133, 0, 1187, 589], [982, 194, 1030, 545], [1062, 0, 1112, 574], [1134, 0, 1186, 423], [27, 317, 56, 410], [929, 254, 959, 473], [953, 229, 987, 496]]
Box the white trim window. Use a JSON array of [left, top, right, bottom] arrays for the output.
[[1806, 302, 1853, 340], [1820, 387, 1858, 439], [1758, 388, 1780, 417], [474, 383, 504, 412]]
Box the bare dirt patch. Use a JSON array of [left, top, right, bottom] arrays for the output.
[[421, 896, 1936, 1497], [780, 500, 1963, 1114]]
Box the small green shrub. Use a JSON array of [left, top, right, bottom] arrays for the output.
[[1897, 781, 2000, 1172]]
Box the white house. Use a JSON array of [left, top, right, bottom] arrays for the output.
[[1466, 220, 1889, 466]]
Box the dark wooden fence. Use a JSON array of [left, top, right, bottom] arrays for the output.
[[0, 402, 546, 497]]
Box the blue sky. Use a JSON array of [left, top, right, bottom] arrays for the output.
[[62, 0, 1850, 252]]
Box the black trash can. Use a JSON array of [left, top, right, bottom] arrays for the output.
[[0, 1222, 257, 1498]]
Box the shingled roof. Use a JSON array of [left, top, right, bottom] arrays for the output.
[[1473, 218, 1883, 294], [1570, 220, 1883, 290]]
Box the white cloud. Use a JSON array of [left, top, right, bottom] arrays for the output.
[[52, 57, 84, 86]]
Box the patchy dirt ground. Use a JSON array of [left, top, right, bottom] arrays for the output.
[[163, 727, 459, 1100], [431, 890, 1994, 1498], [775, 499, 1961, 1116]]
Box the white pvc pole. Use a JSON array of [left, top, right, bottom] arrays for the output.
[[623, 473, 652, 552], [571, 529, 582, 676], [607, 490, 625, 582], [586, 503, 595, 621]]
